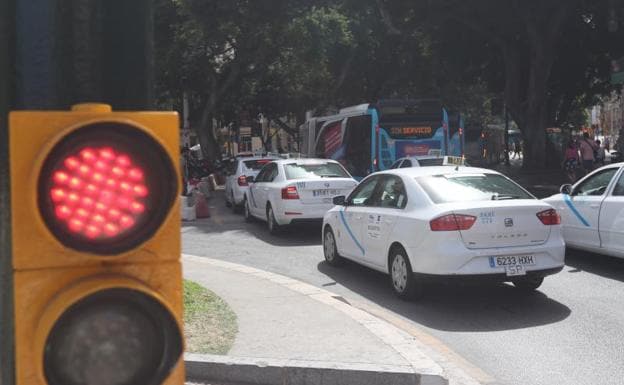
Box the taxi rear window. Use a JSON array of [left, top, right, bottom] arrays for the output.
[[284, 162, 350, 180], [416, 173, 534, 203], [243, 159, 274, 170]]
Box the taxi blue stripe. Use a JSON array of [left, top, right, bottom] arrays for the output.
[[339, 210, 365, 256], [563, 194, 590, 227]]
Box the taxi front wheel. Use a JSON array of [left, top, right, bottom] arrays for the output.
[[389, 247, 423, 300], [512, 276, 544, 292], [323, 227, 344, 267]]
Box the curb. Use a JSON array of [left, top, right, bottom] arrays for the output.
[[185, 354, 423, 385], [182, 254, 448, 385]]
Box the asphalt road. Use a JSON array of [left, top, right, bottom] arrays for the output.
[[182, 192, 624, 385]]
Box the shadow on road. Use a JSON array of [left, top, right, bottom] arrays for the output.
[[182, 193, 322, 247], [318, 259, 571, 332], [565, 248, 624, 283]]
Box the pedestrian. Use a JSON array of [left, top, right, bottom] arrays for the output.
[[511, 138, 522, 159], [562, 140, 580, 183], [479, 132, 487, 160], [604, 137, 611, 152], [595, 140, 606, 166], [181, 146, 190, 195], [578, 132, 598, 173]]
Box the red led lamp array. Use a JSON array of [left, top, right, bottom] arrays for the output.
[[48, 146, 149, 240]]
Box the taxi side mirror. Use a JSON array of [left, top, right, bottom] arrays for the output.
[[246, 175, 255, 184], [560, 184, 572, 195], [333, 195, 346, 206]]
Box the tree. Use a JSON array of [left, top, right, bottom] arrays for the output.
[[379, 0, 623, 168]]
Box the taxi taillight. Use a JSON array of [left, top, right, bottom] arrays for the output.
[[537, 209, 560, 225], [281, 185, 300, 200], [237, 175, 248, 186], [430, 214, 476, 231]]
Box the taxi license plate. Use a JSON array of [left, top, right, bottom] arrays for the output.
[[489, 255, 536, 277], [313, 189, 340, 197]]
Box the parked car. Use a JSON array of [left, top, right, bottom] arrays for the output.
[[389, 155, 469, 169], [543, 162, 624, 259], [322, 166, 565, 299], [224, 155, 280, 210], [609, 150, 622, 163], [244, 159, 358, 234]]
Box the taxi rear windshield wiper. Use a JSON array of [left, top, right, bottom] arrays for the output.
[[491, 194, 520, 200]]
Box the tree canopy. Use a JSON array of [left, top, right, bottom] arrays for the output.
[[155, 0, 624, 167]]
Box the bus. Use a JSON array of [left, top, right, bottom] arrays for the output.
[[299, 99, 464, 179]]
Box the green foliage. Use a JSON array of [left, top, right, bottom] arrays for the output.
[[154, 0, 623, 164]]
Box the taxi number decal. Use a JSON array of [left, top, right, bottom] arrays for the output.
[[367, 214, 382, 239], [479, 210, 495, 224]]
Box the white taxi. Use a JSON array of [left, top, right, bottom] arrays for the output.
[[322, 166, 565, 299], [224, 155, 279, 210], [543, 162, 624, 259], [244, 159, 358, 234], [389, 155, 469, 168]]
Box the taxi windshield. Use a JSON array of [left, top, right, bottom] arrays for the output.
[[417, 173, 534, 203]]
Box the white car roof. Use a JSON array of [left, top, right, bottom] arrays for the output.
[[376, 166, 500, 178], [240, 155, 280, 161], [272, 158, 340, 165], [405, 155, 441, 160]]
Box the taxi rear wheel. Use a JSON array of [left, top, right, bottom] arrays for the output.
[[323, 227, 344, 267], [266, 204, 281, 235], [511, 276, 544, 292], [230, 192, 239, 212], [389, 247, 423, 300], [225, 190, 232, 207], [244, 197, 254, 223]]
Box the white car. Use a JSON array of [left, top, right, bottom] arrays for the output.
[[225, 156, 279, 210], [322, 166, 565, 299], [244, 159, 358, 234], [543, 162, 624, 259], [389, 155, 469, 168]]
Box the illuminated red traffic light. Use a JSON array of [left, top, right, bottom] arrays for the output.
[[38, 122, 177, 255], [49, 146, 148, 240]]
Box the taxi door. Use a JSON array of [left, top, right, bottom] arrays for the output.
[[249, 163, 275, 217], [361, 175, 406, 268], [338, 176, 381, 260], [598, 168, 624, 256], [564, 168, 619, 249]]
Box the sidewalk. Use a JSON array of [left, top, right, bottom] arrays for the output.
[[182, 254, 448, 385]]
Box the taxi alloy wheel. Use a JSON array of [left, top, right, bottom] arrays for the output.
[[512, 276, 544, 292], [390, 248, 422, 300], [267, 205, 280, 235], [323, 227, 344, 267]]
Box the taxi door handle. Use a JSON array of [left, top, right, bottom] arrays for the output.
[[263, 187, 269, 191], [355, 215, 363, 220], [590, 204, 600, 209]]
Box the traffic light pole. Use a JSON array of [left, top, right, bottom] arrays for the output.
[[2, 1, 155, 383], [0, 0, 15, 383]]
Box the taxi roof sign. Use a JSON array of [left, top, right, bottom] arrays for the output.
[[443, 156, 466, 166]]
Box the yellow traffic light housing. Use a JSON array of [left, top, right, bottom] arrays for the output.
[[10, 104, 184, 385]]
